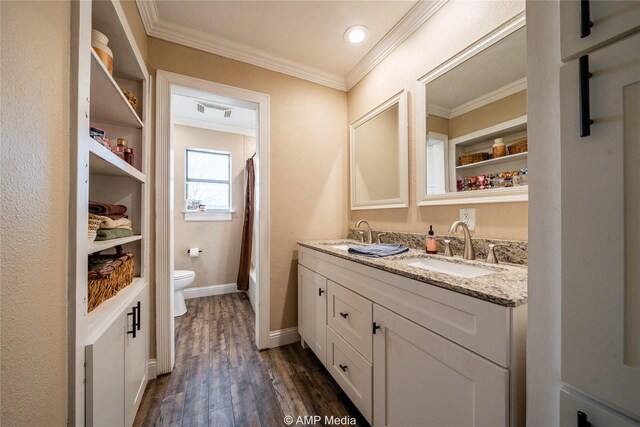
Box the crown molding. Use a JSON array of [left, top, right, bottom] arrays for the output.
[[345, 0, 448, 91], [136, 0, 446, 92], [450, 77, 527, 118], [136, 0, 347, 90]]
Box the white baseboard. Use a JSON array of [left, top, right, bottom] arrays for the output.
[[268, 327, 301, 348], [184, 283, 238, 299], [147, 359, 157, 380]]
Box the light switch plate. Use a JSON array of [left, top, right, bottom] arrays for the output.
[[459, 208, 476, 230]]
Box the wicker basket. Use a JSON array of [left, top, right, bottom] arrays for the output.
[[88, 213, 102, 243], [121, 89, 138, 111], [508, 138, 528, 154], [459, 152, 490, 166], [88, 246, 134, 312]]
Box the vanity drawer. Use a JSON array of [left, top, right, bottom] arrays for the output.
[[326, 327, 372, 424], [327, 280, 373, 361]]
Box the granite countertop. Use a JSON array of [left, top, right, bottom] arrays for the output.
[[298, 239, 528, 307]]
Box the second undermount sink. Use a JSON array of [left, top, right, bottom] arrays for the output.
[[397, 257, 495, 279]]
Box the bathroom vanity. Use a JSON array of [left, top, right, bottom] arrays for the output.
[[297, 241, 527, 427]]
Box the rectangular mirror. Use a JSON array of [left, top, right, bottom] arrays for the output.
[[350, 90, 408, 209], [415, 21, 528, 206]]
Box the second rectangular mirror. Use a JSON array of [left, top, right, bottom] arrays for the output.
[[350, 90, 408, 210], [416, 22, 528, 206]]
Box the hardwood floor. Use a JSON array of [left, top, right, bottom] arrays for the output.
[[134, 293, 362, 427]]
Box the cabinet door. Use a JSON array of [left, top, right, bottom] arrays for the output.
[[372, 305, 508, 427], [86, 314, 125, 427], [327, 280, 373, 361], [298, 265, 327, 366], [125, 292, 147, 427], [560, 33, 640, 419], [560, 0, 640, 61]]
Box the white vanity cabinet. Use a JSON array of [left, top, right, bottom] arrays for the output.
[[373, 304, 508, 427], [298, 265, 327, 366], [297, 245, 526, 427], [86, 283, 148, 427]]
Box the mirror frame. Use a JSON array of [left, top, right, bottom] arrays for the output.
[[414, 12, 528, 206], [350, 90, 408, 210]]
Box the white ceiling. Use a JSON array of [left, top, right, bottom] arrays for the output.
[[136, 0, 446, 90]]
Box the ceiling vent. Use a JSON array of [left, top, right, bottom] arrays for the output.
[[195, 101, 232, 118]]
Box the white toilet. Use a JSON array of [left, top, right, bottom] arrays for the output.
[[174, 270, 196, 317]]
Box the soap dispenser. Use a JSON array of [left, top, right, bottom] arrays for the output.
[[426, 225, 438, 254]]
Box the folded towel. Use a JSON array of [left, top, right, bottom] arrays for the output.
[[97, 215, 132, 230], [348, 243, 409, 257], [89, 200, 127, 216], [94, 228, 134, 241]]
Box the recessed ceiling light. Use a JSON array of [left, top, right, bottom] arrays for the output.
[[344, 25, 368, 44]]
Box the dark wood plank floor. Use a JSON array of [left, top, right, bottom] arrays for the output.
[[134, 293, 361, 427]]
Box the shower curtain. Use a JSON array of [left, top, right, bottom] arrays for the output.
[[236, 156, 255, 291]]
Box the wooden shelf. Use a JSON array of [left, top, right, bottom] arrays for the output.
[[457, 152, 528, 170], [90, 50, 143, 128], [451, 115, 527, 147], [88, 235, 142, 254], [86, 278, 147, 345], [88, 137, 145, 182]]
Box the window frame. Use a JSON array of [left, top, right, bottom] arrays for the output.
[[185, 148, 232, 212]]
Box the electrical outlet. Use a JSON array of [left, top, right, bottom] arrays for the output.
[[459, 208, 476, 230]]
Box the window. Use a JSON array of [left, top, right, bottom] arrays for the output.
[[186, 148, 231, 211]]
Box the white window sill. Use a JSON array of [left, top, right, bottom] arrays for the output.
[[183, 210, 234, 222]]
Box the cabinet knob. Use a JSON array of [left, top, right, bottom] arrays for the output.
[[577, 411, 591, 427], [579, 55, 594, 137], [339, 312, 349, 319], [339, 364, 348, 372], [373, 322, 381, 334], [579, 0, 594, 38], [127, 307, 137, 338], [318, 288, 325, 296]]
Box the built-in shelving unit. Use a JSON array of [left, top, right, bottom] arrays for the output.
[[449, 115, 528, 195], [70, 1, 150, 425]]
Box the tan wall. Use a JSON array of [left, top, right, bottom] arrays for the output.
[[347, 0, 527, 240], [120, 0, 147, 63], [449, 90, 527, 139], [427, 114, 449, 135], [173, 125, 246, 287], [0, 1, 70, 424], [148, 38, 349, 331]]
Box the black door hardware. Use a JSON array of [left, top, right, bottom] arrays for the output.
[[340, 312, 349, 319], [579, 55, 593, 137], [339, 364, 348, 372], [318, 288, 325, 296], [373, 322, 381, 334], [580, 0, 593, 38], [577, 411, 591, 427]]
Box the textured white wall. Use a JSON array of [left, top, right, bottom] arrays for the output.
[[1, 1, 70, 424], [526, 1, 562, 425]]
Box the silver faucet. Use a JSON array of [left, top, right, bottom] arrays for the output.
[[449, 220, 475, 260], [486, 243, 507, 264], [355, 220, 373, 244]]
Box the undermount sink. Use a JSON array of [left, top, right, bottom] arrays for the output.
[[397, 257, 495, 278]]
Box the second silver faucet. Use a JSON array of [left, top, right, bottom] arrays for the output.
[[355, 219, 373, 244]]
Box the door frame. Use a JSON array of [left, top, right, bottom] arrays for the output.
[[155, 70, 270, 374]]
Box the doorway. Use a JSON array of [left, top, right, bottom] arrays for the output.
[[155, 71, 270, 375]]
